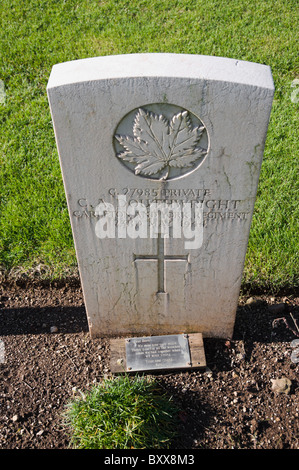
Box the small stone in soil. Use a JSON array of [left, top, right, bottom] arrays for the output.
[[271, 377, 292, 395]]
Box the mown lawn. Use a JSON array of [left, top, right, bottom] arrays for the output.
[[0, 0, 298, 290]]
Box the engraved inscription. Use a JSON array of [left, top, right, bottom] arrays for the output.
[[114, 104, 209, 181], [108, 187, 211, 199], [73, 194, 250, 225]]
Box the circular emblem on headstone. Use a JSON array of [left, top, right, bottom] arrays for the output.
[[113, 103, 209, 181]]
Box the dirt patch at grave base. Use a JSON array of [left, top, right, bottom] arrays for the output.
[[0, 281, 298, 450]]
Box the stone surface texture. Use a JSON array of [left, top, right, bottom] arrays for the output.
[[47, 53, 274, 338]]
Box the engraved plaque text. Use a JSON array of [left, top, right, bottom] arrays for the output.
[[125, 334, 191, 371]]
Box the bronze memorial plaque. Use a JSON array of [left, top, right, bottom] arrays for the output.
[[125, 334, 191, 372]]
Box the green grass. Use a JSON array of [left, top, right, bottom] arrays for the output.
[[63, 375, 179, 449], [0, 0, 298, 290]]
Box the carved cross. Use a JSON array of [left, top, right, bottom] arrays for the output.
[[133, 234, 189, 294]]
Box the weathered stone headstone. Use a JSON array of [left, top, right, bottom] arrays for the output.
[[47, 53, 274, 339]]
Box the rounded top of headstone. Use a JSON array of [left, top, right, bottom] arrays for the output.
[[47, 53, 274, 92]]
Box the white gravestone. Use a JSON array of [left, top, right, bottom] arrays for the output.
[[47, 54, 274, 339]]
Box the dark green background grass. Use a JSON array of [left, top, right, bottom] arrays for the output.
[[0, 0, 298, 290]]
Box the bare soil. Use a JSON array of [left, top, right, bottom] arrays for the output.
[[0, 280, 298, 450]]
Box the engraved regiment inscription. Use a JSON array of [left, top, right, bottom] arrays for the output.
[[125, 334, 191, 372]]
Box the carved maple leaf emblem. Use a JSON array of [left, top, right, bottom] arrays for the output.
[[115, 108, 207, 180]]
